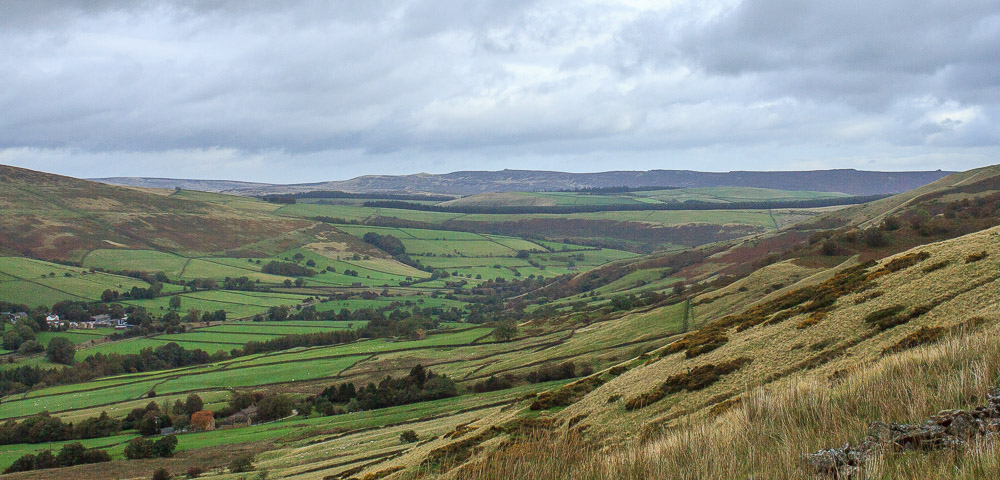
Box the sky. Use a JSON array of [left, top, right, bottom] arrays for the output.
[[1, 0, 998, 183]]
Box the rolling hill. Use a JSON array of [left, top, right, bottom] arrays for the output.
[[94, 168, 953, 196], [0, 165, 311, 260], [0, 163, 997, 480]]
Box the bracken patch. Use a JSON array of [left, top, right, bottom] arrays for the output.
[[624, 358, 752, 410]]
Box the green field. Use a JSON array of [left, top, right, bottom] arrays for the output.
[[0, 257, 154, 306]]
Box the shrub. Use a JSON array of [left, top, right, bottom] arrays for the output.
[[880, 251, 930, 273], [624, 358, 752, 410], [400, 430, 419, 443], [885, 327, 946, 354], [863, 305, 909, 331], [966, 251, 989, 263], [152, 468, 171, 480], [186, 466, 205, 478], [230, 453, 255, 473], [922, 260, 951, 273]]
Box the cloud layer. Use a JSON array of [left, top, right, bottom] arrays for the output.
[[1, 0, 998, 182]]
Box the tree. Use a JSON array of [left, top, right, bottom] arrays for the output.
[[46, 337, 75, 365], [255, 393, 293, 422], [152, 435, 178, 457], [137, 413, 161, 436], [18, 340, 43, 355], [124, 437, 154, 459], [168, 296, 182, 310], [184, 394, 204, 415], [492, 320, 517, 342], [2, 330, 23, 351]]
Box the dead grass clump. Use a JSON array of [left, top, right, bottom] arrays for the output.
[[922, 260, 951, 273], [624, 358, 752, 410], [965, 251, 989, 263], [864, 304, 909, 331]]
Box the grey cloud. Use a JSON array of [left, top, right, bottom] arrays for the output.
[[0, 0, 998, 181]]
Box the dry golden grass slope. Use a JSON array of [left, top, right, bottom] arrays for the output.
[[826, 164, 1000, 229], [357, 224, 1000, 480]]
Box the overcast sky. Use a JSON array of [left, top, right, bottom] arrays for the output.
[[1, 0, 998, 183]]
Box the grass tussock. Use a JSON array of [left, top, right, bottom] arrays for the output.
[[449, 324, 1000, 480]]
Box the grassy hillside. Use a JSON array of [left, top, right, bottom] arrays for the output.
[[0, 164, 990, 480], [0, 164, 310, 260], [431, 225, 1000, 480]]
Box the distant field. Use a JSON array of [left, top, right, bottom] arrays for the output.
[[0, 257, 154, 306], [439, 187, 850, 208], [3, 327, 495, 419], [124, 290, 310, 318]]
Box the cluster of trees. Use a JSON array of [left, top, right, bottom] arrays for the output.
[[124, 435, 177, 459], [0, 411, 120, 445], [609, 290, 670, 311], [262, 261, 316, 277], [214, 390, 295, 422], [222, 276, 265, 291], [315, 365, 457, 413], [3, 441, 110, 474], [362, 232, 406, 256], [240, 330, 360, 355], [471, 360, 593, 393], [261, 194, 296, 204], [0, 342, 219, 396], [261, 301, 462, 337]]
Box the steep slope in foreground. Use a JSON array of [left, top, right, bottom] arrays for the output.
[[379, 225, 1000, 479], [0, 165, 310, 259]]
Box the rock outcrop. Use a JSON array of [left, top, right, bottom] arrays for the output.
[[804, 390, 1000, 478]]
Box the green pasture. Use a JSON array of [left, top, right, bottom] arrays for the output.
[[0, 257, 155, 306], [124, 290, 310, 319]]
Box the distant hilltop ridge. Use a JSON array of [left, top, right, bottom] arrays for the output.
[[92, 168, 954, 197]]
